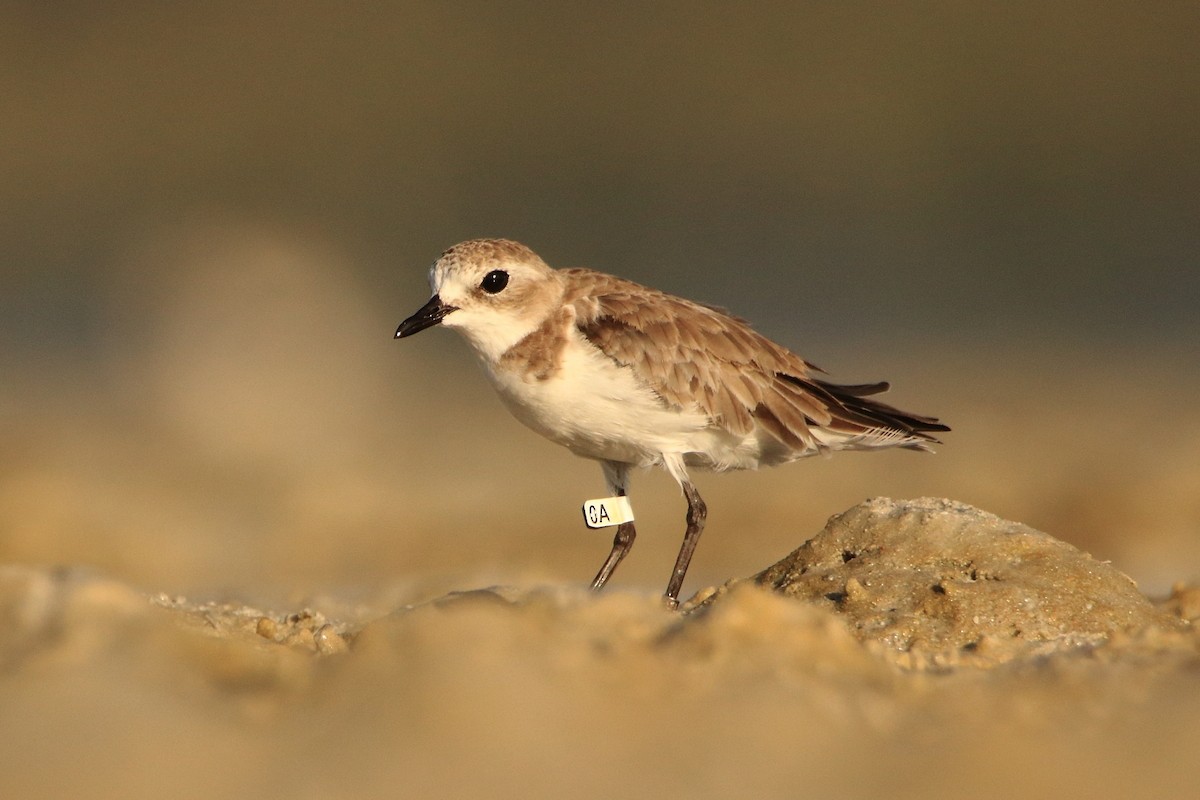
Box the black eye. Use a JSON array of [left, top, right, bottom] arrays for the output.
[[481, 270, 509, 294]]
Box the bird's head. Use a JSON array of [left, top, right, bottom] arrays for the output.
[[396, 239, 564, 362]]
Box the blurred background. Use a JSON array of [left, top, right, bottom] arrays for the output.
[[2, 2, 1198, 603]]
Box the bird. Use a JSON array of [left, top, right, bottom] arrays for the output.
[[395, 239, 948, 606]]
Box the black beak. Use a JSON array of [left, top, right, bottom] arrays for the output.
[[395, 295, 457, 338]]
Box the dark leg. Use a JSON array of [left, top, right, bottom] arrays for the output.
[[663, 481, 706, 606], [590, 515, 636, 591], [590, 461, 635, 592]]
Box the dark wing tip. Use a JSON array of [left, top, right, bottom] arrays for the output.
[[787, 375, 950, 440]]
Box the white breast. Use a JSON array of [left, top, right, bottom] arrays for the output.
[[482, 328, 714, 467]]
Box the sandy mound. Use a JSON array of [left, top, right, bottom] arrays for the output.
[[693, 497, 1187, 668]]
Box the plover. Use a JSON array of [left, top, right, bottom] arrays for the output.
[[396, 239, 948, 605]]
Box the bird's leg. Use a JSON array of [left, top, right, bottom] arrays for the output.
[[590, 512, 636, 591], [591, 462, 636, 592], [663, 481, 706, 607]]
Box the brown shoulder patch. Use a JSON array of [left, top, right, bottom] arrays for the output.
[[499, 304, 572, 381]]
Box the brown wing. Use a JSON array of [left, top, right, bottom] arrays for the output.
[[564, 268, 948, 451]]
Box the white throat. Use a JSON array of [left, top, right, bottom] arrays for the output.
[[443, 307, 544, 364]]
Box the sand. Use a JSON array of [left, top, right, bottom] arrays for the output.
[[2, 498, 1196, 800]]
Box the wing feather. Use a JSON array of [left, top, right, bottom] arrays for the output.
[[564, 267, 947, 451]]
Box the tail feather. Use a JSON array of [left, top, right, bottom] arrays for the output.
[[778, 373, 950, 447], [821, 381, 890, 398]]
